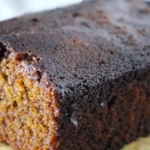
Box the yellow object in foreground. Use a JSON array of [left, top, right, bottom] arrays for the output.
[[121, 137, 150, 150], [0, 137, 150, 150], [0, 144, 14, 150]]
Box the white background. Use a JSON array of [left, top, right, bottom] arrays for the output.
[[0, 0, 83, 21]]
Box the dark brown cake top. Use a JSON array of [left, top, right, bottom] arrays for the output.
[[0, 0, 150, 92], [0, 0, 150, 35]]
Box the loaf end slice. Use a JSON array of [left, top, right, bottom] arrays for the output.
[[0, 30, 150, 149]]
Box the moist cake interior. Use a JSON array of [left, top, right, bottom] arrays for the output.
[[0, 48, 59, 150]]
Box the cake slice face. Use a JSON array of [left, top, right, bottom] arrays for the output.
[[0, 46, 60, 150]]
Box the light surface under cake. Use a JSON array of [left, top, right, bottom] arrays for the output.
[[1, 136, 150, 150]]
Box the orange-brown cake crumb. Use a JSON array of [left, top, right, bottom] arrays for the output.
[[0, 51, 60, 150]]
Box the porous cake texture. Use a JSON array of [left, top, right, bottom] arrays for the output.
[[0, 0, 150, 150]]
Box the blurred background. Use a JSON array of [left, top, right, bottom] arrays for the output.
[[0, 0, 83, 21], [0, 0, 150, 22]]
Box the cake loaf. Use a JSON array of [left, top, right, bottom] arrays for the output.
[[0, 0, 150, 150]]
